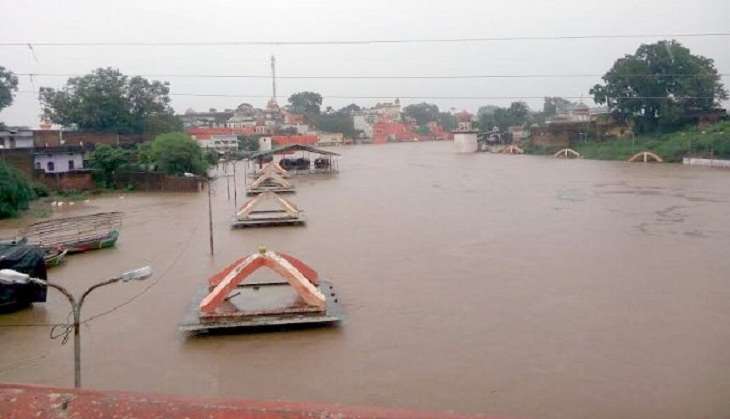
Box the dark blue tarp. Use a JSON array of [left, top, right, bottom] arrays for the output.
[[0, 244, 47, 313]]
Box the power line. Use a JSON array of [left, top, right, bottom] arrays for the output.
[[15, 72, 730, 80], [1, 32, 729, 47], [16, 90, 719, 101]]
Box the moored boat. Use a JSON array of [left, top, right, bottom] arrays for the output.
[[21, 212, 122, 255], [43, 247, 68, 267]]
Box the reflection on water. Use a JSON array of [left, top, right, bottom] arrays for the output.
[[1, 142, 730, 419]]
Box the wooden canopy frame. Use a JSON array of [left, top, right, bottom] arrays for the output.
[[499, 145, 525, 154], [236, 192, 301, 220], [255, 161, 290, 178], [199, 249, 326, 315], [628, 151, 663, 163], [554, 148, 581, 159], [250, 172, 292, 189]]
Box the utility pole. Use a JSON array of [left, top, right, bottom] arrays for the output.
[[207, 178, 214, 256], [0, 267, 152, 388], [226, 161, 230, 201], [271, 55, 277, 102], [233, 162, 238, 208]]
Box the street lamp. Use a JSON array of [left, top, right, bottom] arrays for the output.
[[0, 266, 152, 388]]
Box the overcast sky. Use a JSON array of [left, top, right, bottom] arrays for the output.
[[0, 0, 728, 127]]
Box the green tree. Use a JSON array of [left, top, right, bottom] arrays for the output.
[[238, 135, 260, 152], [142, 113, 184, 136], [478, 102, 531, 131], [311, 112, 357, 138], [437, 112, 457, 131], [590, 40, 728, 133], [39, 68, 176, 134], [0, 67, 18, 113], [543, 97, 574, 116], [288, 91, 323, 115], [403, 103, 440, 125], [0, 66, 19, 128], [339, 103, 361, 114], [88, 144, 132, 187], [148, 132, 208, 175], [204, 150, 219, 166], [0, 161, 35, 218]]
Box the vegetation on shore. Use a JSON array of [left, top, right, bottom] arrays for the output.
[[573, 121, 730, 162], [0, 161, 35, 218]]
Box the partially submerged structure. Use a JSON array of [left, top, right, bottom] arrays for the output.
[[20, 212, 122, 254], [453, 111, 479, 153], [254, 161, 289, 178], [554, 148, 582, 159], [498, 144, 525, 155], [180, 248, 342, 333], [232, 192, 305, 228], [627, 151, 663, 163], [246, 172, 295, 195], [249, 144, 340, 175]]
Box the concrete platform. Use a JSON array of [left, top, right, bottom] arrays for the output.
[[231, 211, 305, 229], [179, 280, 342, 334]]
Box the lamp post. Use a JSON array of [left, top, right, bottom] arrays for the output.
[[0, 266, 152, 388]]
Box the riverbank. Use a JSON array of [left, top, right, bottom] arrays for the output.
[[525, 121, 730, 163]]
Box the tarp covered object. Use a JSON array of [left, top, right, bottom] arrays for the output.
[[0, 244, 48, 313]]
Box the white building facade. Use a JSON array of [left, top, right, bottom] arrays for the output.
[[34, 150, 85, 173]]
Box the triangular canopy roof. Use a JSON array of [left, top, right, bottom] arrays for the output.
[[250, 172, 292, 189], [200, 249, 325, 314], [236, 191, 301, 220], [255, 161, 289, 178], [251, 144, 341, 159]]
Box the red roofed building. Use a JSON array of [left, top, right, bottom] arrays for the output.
[[373, 121, 417, 144], [271, 135, 319, 146], [187, 127, 256, 140]]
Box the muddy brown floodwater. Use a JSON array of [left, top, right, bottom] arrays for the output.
[[2, 142, 730, 418]]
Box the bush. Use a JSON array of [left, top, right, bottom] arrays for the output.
[[148, 132, 208, 175], [88, 144, 132, 187], [31, 182, 50, 197], [0, 161, 35, 218]]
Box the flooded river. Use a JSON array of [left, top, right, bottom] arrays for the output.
[[1, 141, 729, 418]]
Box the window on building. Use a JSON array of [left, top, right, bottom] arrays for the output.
[[35, 162, 41, 170], [68, 160, 75, 170], [47, 161, 55, 172]]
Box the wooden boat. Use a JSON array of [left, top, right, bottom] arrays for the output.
[[44, 247, 68, 267], [21, 212, 122, 255]]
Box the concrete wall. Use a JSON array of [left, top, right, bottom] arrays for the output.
[[683, 157, 730, 168], [454, 132, 478, 153], [113, 172, 204, 192], [0, 149, 34, 177], [34, 171, 95, 191]]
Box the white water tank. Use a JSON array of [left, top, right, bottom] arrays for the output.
[[454, 132, 478, 153], [259, 136, 272, 151]]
